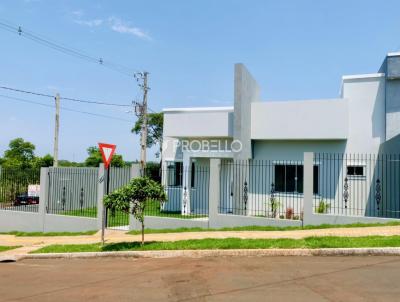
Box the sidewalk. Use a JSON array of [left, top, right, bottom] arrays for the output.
[[1, 225, 400, 256]]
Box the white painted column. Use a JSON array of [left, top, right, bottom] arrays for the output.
[[97, 163, 105, 230], [208, 158, 221, 227], [303, 152, 314, 225], [39, 167, 49, 232], [130, 163, 141, 179], [181, 154, 191, 215]]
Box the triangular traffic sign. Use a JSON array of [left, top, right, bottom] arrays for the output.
[[98, 142, 116, 169]]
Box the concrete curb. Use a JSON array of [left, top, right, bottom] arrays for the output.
[[2, 248, 400, 262]]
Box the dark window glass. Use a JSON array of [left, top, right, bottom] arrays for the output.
[[274, 164, 318, 194], [175, 162, 183, 186], [191, 162, 195, 188], [347, 166, 364, 176], [313, 165, 319, 194], [297, 165, 304, 193], [285, 165, 296, 192], [275, 165, 285, 192]]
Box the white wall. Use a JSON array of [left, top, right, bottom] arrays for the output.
[[342, 74, 386, 153], [163, 109, 233, 138], [233, 63, 260, 159], [251, 99, 348, 140], [253, 140, 347, 160]]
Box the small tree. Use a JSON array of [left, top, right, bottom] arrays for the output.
[[104, 177, 167, 245]]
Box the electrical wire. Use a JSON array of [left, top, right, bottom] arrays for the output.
[[0, 94, 132, 123], [0, 85, 132, 107], [0, 19, 141, 77]]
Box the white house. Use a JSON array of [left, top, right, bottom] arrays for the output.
[[161, 52, 400, 219]]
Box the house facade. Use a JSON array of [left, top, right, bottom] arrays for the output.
[[161, 52, 400, 219]]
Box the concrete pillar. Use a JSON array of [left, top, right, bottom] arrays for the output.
[[39, 167, 49, 232], [181, 154, 191, 215], [96, 163, 105, 230], [303, 152, 314, 225], [130, 163, 141, 179], [209, 158, 221, 227]]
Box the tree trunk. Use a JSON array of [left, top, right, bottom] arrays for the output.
[[141, 222, 145, 246]]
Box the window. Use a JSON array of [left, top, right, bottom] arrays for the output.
[[347, 165, 364, 177], [166, 162, 195, 187], [275, 164, 319, 194], [191, 162, 195, 188], [167, 162, 182, 186]]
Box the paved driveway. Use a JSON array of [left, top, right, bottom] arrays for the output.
[[1, 256, 400, 301]]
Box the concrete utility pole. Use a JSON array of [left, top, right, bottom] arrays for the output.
[[53, 93, 60, 167], [139, 72, 149, 175]]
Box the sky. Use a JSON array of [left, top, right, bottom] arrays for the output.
[[0, 0, 400, 162]]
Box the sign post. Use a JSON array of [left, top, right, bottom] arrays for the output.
[[98, 142, 116, 245]]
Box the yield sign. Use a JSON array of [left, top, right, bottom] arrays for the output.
[[98, 143, 116, 169]]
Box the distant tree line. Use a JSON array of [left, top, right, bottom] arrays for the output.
[[0, 138, 159, 172]]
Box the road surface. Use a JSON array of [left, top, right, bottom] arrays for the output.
[[1, 256, 399, 301]]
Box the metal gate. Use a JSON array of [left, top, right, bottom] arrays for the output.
[[105, 167, 131, 230], [105, 208, 130, 230]]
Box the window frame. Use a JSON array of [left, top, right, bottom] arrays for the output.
[[274, 163, 319, 195], [346, 164, 366, 179], [166, 161, 183, 187]]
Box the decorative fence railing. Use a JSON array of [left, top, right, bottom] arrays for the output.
[[47, 167, 98, 217], [0, 167, 41, 213], [219, 160, 304, 220], [145, 164, 210, 219], [313, 153, 400, 219], [47, 166, 133, 222], [105, 167, 132, 228]]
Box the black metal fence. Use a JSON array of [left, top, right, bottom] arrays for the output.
[[219, 160, 304, 220], [313, 153, 400, 218], [144, 163, 210, 219], [0, 167, 41, 213], [47, 167, 98, 217]]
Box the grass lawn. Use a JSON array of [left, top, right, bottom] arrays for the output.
[[31, 235, 400, 253], [144, 200, 207, 219], [61, 207, 128, 227], [60, 201, 205, 225], [127, 221, 400, 235], [61, 207, 97, 218], [0, 246, 21, 252], [1, 231, 97, 237]]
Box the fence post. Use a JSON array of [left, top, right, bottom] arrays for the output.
[[303, 152, 314, 225], [97, 163, 105, 230], [128, 163, 141, 230], [39, 167, 49, 232], [208, 158, 221, 228], [130, 163, 141, 179]]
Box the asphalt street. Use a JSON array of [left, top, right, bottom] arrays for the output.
[[1, 256, 400, 301]]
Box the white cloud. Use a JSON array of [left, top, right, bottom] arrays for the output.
[[73, 15, 151, 41], [108, 17, 151, 40], [74, 19, 103, 27], [72, 10, 84, 17]]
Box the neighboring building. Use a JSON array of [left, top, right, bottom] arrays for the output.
[[161, 52, 400, 218]]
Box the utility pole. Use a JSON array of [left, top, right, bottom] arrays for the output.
[[53, 93, 60, 167], [136, 72, 149, 176]]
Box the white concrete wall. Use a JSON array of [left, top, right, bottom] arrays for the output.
[[234, 63, 260, 159], [163, 108, 233, 138], [253, 140, 347, 160], [251, 99, 348, 140], [342, 74, 386, 153], [385, 53, 400, 140]]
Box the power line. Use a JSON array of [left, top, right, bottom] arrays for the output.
[[0, 85, 132, 107], [0, 19, 140, 77], [0, 94, 132, 123]]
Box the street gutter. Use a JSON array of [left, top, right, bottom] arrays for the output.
[[2, 247, 400, 262]]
